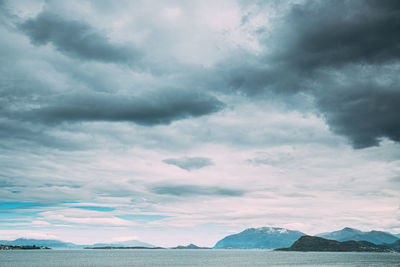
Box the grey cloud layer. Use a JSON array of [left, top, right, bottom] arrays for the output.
[[151, 184, 245, 197], [0, 7, 224, 138], [15, 91, 223, 126], [283, 0, 400, 148], [3, 0, 399, 149], [163, 157, 213, 171], [224, 0, 400, 148], [279, 0, 400, 69], [19, 11, 136, 64], [317, 82, 400, 148]]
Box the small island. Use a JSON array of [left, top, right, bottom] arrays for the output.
[[275, 236, 396, 252], [0, 244, 50, 250], [172, 244, 211, 249]]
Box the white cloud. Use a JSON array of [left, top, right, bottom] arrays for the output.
[[164, 7, 182, 19]]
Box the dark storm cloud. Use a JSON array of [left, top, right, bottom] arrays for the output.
[[228, 0, 400, 148], [16, 91, 224, 126], [283, 0, 400, 148], [163, 157, 213, 171], [150, 184, 246, 197], [317, 83, 400, 148], [18, 11, 137, 64], [2, 0, 399, 151], [277, 0, 400, 70]]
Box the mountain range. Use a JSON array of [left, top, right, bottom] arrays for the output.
[[213, 227, 306, 249], [213, 226, 399, 249], [316, 227, 399, 245], [2, 227, 399, 249]]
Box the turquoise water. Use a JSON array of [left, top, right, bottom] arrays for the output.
[[1, 249, 400, 266]]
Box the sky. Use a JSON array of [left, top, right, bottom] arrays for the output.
[[0, 0, 400, 247]]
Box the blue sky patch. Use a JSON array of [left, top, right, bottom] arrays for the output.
[[73, 206, 116, 212], [0, 202, 44, 210], [0, 212, 39, 219]]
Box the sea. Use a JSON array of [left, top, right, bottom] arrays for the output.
[[1, 249, 400, 267]]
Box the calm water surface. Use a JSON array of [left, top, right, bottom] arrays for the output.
[[1, 249, 400, 267]]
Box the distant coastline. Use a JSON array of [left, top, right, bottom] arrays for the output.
[[1, 226, 399, 252], [0, 244, 50, 250], [84, 246, 164, 250]]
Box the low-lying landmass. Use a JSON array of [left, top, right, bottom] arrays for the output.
[[0, 238, 155, 249], [0, 244, 50, 250], [85, 246, 164, 249], [385, 240, 400, 250], [275, 236, 399, 252], [90, 240, 155, 248], [0, 238, 76, 248]]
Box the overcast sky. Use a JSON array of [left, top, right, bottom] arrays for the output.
[[0, 0, 400, 247]]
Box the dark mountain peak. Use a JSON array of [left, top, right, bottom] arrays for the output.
[[276, 236, 394, 252]]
